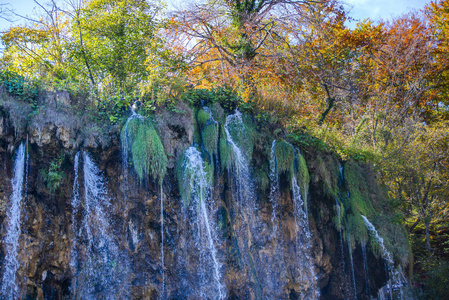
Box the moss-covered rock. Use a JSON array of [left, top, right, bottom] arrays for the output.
[[176, 147, 212, 207], [201, 120, 219, 158], [255, 163, 270, 192], [219, 126, 233, 170], [197, 108, 210, 128], [121, 117, 167, 183], [225, 112, 256, 161], [311, 154, 340, 199], [343, 160, 375, 217]]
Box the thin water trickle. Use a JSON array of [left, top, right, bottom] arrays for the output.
[[335, 197, 350, 299], [160, 183, 165, 299], [362, 242, 371, 297], [1, 142, 26, 298], [347, 234, 357, 299], [269, 140, 280, 232], [181, 146, 226, 299]]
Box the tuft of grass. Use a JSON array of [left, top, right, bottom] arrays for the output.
[[121, 117, 167, 183], [274, 139, 295, 175]]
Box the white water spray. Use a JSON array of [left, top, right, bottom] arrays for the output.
[[181, 146, 226, 299], [292, 175, 320, 299], [70, 152, 130, 299], [1, 142, 26, 298]]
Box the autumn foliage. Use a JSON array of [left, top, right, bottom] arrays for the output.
[[1, 0, 449, 295]]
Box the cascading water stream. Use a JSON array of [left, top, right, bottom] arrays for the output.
[[361, 242, 371, 296], [361, 215, 407, 300], [347, 233, 357, 299], [335, 197, 349, 298], [1, 142, 26, 298], [160, 183, 165, 299], [265, 140, 286, 295], [224, 110, 262, 298], [70, 152, 130, 299], [224, 110, 255, 211], [269, 140, 280, 233], [181, 146, 226, 299], [337, 164, 357, 299], [292, 175, 320, 299]]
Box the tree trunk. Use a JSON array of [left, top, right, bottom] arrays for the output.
[[425, 216, 431, 254]]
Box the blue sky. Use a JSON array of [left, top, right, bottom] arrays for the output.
[[0, 0, 432, 33], [346, 0, 429, 24]]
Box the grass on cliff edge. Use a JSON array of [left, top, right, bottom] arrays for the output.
[[121, 117, 167, 184]]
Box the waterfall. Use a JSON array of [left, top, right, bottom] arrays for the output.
[[160, 183, 165, 299], [224, 111, 262, 298], [269, 140, 280, 231], [70, 152, 80, 282], [1, 142, 26, 298], [224, 110, 255, 211], [70, 152, 131, 299], [361, 215, 407, 300], [335, 197, 350, 299], [180, 146, 226, 299], [292, 175, 320, 299], [362, 242, 371, 296], [347, 233, 357, 299]]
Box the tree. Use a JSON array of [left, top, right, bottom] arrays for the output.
[[67, 0, 166, 94], [427, 0, 449, 119], [172, 0, 329, 99]]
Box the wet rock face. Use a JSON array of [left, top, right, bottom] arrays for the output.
[[0, 107, 392, 300]]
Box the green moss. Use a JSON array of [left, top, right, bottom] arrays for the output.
[[197, 108, 210, 128], [219, 125, 233, 170], [255, 164, 270, 192], [343, 160, 375, 217], [345, 214, 368, 249], [210, 102, 225, 124], [121, 117, 167, 183], [202, 122, 219, 157], [313, 154, 340, 198], [274, 139, 295, 175], [226, 113, 256, 160], [371, 214, 411, 268]]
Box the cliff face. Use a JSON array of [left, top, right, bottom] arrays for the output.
[[0, 90, 410, 299]]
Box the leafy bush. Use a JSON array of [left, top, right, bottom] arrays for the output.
[[181, 85, 242, 112], [419, 259, 449, 299], [40, 154, 65, 193], [0, 70, 39, 113]]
